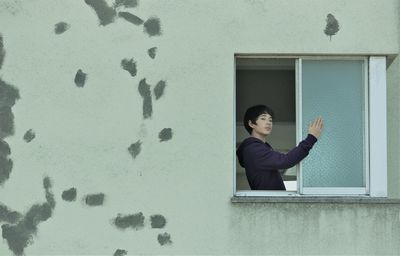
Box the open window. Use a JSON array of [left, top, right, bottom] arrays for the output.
[[234, 55, 387, 197]]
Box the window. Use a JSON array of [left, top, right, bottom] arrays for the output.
[[234, 55, 387, 197]]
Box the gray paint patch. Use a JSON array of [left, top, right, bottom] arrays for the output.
[[150, 214, 166, 228], [143, 17, 162, 37], [147, 47, 157, 59], [62, 188, 77, 202], [0, 34, 5, 69], [0, 139, 12, 185], [128, 140, 141, 159], [153, 80, 166, 100], [121, 58, 137, 77], [84, 0, 117, 26], [138, 79, 152, 119], [1, 177, 55, 256], [118, 12, 143, 25], [113, 212, 144, 230], [113, 0, 138, 8], [23, 129, 35, 143], [54, 22, 70, 34], [0, 78, 20, 139], [113, 249, 128, 256], [84, 193, 105, 206], [0, 203, 22, 224], [74, 69, 87, 88], [157, 232, 172, 245], [158, 128, 172, 142], [324, 13, 339, 41]]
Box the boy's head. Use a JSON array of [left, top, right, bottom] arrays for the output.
[[243, 105, 274, 134]]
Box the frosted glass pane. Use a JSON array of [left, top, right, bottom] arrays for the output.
[[301, 60, 365, 187]]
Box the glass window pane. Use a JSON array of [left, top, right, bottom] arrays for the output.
[[301, 59, 365, 187]]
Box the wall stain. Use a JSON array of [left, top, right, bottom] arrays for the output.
[[143, 17, 162, 37], [138, 79, 152, 119], [0, 203, 22, 224], [128, 140, 141, 159], [0, 1, 23, 16], [62, 188, 77, 202], [0, 139, 13, 185], [23, 129, 35, 143], [43, 176, 56, 209], [147, 47, 157, 59], [113, 0, 138, 9], [158, 128, 172, 142], [118, 12, 143, 25], [153, 80, 166, 100], [0, 34, 5, 69], [157, 232, 172, 245], [54, 22, 70, 34], [84, 193, 105, 206], [113, 212, 145, 230], [74, 69, 87, 88], [84, 0, 117, 26], [0, 78, 20, 139], [324, 13, 340, 41], [150, 214, 166, 228], [1, 177, 55, 256], [113, 249, 128, 256], [121, 58, 137, 77]]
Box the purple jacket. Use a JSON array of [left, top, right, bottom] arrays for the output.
[[236, 134, 317, 190]]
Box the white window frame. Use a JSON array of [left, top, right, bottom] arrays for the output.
[[233, 55, 387, 198]]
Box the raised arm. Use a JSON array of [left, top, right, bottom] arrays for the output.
[[244, 117, 324, 170]]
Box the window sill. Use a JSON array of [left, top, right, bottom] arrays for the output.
[[231, 196, 400, 204]]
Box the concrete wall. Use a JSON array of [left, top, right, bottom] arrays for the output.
[[0, 0, 399, 255]]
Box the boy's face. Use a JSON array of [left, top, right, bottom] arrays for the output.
[[249, 113, 273, 137]]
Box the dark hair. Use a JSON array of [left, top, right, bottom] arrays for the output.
[[243, 105, 274, 134]]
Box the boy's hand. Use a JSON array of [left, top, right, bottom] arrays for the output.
[[308, 117, 324, 139]]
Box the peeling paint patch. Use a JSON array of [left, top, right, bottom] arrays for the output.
[[54, 22, 70, 34], [0, 78, 20, 139], [143, 17, 162, 37], [1, 177, 55, 256], [324, 13, 339, 41], [153, 80, 166, 100], [118, 12, 143, 25], [113, 249, 128, 256], [128, 140, 141, 159], [84, 0, 117, 26], [150, 214, 166, 228], [0, 203, 22, 224], [62, 188, 77, 202], [0, 34, 5, 69], [23, 129, 35, 143], [138, 79, 152, 119], [74, 69, 87, 88], [84, 193, 105, 206], [113, 212, 144, 230], [114, 0, 138, 9], [0, 139, 12, 185], [147, 47, 157, 59], [159, 128, 172, 142], [121, 58, 137, 77], [157, 232, 172, 245]]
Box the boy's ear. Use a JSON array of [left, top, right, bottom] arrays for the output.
[[248, 120, 255, 128]]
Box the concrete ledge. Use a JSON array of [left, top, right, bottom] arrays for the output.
[[231, 196, 400, 204]]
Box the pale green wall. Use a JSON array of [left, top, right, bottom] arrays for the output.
[[0, 0, 399, 255]]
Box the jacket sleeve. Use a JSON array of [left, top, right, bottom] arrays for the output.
[[244, 134, 318, 170]]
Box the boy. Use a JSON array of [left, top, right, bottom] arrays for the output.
[[236, 105, 323, 190]]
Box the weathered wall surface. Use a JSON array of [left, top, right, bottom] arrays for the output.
[[0, 0, 399, 255]]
